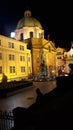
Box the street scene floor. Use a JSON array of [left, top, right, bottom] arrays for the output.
[[0, 80, 56, 111]]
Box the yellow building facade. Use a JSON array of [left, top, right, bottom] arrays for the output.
[[0, 35, 32, 82]]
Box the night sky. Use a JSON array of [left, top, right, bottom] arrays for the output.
[[0, 0, 73, 50]]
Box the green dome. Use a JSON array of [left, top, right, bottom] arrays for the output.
[[16, 10, 42, 29], [16, 17, 42, 29]]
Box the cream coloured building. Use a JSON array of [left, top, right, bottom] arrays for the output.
[[0, 35, 32, 82]]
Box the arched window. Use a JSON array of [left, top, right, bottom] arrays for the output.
[[20, 33, 23, 40], [30, 32, 33, 38]]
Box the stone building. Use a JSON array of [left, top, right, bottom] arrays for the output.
[[0, 35, 32, 82]]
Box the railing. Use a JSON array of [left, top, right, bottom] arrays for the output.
[[0, 110, 14, 130]]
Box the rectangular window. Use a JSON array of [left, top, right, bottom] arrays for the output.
[[9, 54, 15, 60], [20, 45, 24, 51], [20, 56, 25, 61], [8, 42, 14, 48], [21, 66, 25, 72], [10, 66, 15, 73], [0, 53, 2, 60], [0, 66, 2, 73], [30, 32, 33, 38]]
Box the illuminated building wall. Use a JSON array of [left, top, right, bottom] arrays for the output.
[[0, 35, 32, 82], [31, 38, 56, 75]]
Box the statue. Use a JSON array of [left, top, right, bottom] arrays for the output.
[[1, 73, 8, 88], [39, 51, 48, 80], [41, 52, 45, 64]]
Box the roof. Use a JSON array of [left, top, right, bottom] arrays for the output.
[[16, 10, 42, 29]]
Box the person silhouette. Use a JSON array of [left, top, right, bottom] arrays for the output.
[[36, 88, 43, 103]]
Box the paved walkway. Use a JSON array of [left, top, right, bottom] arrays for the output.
[[0, 80, 56, 111]]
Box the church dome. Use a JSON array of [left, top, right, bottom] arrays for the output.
[[16, 10, 42, 29]]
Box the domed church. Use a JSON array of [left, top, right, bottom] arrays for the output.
[[15, 10, 44, 40], [14, 9, 57, 76]]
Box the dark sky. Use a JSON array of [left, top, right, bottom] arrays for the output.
[[0, 0, 73, 50]]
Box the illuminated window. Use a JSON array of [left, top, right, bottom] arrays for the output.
[[0, 53, 2, 60], [21, 66, 25, 72], [20, 56, 25, 61], [0, 66, 2, 74], [8, 42, 14, 48], [10, 66, 15, 73], [20, 45, 24, 51], [9, 54, 15, 60]]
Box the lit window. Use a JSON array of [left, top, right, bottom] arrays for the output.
[[10, 66, 15, 73], [8, 42, 14, 48], [9, 54, 15, 60], [20, 45, 24, 51], [20, 56, 25, 61], [21, 66, 25, 72]]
